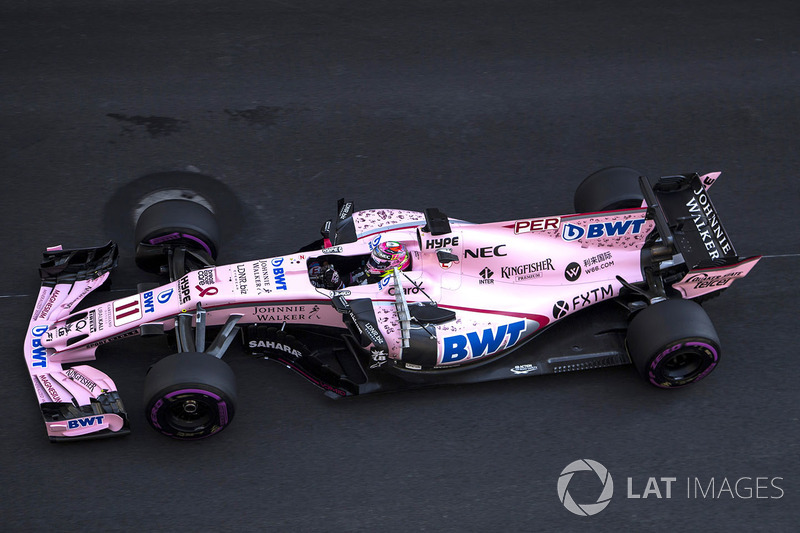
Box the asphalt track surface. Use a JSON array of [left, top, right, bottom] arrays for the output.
[[2, 1, 798, 531]]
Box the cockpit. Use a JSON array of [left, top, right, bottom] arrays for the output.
[[307, 240, 414, 290]]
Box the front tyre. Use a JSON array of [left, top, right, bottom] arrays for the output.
[[626, 299, 721, 388], [134, 199, 220, 273], [143, 352, 237, 439]]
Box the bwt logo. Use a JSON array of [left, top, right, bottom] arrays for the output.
[[157, 288, 173, 304], [67, 415, 105, 430], [30, 325, 49, 368], [562, 219, 646, 242], [271, 258, 288, 290], [143, 291, 155, 313], [441, 320, 525, 364]]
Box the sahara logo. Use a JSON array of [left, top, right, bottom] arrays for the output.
[[562, 219, 647, 242], [557, 459, 614, 516]]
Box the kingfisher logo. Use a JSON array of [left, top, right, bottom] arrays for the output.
[[271, 258, 288, 290], [558, 459, 614, 516], [562, 219, 647, 242], [67, 415, 105, 430], [30, 325, 49, 368]]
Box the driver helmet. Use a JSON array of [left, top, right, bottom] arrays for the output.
[[366, 241, 410, 277]]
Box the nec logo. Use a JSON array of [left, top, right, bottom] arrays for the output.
[[67, 415, 105, 430], [464, 244, 507, 258], [562, 219, 646, 242]]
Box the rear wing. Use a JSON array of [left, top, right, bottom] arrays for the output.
[[640, 172, 761, 298]]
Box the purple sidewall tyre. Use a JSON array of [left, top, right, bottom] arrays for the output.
[[626, 299, 721, 388], [143, 352, 237, 439], [134, 199, 220, 271]]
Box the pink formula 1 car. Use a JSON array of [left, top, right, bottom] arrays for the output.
[[24, 168, 760, 441]]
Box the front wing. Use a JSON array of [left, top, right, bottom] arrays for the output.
[[24, 242, 130, 441]]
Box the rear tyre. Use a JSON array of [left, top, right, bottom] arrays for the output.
[[143, 352, 237, 439], [134, 199, 220, 272], [574, 166, 645, 213], [626, 299, 721, 388]]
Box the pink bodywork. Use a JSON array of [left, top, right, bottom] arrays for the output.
[[23, 171, 758, 437], [673, 256, 760, 299]]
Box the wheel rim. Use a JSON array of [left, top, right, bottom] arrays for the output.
[[660, 350, 704, 381], [649, 341, 719, 387], [165, 395, 214, 432], [152, 388, 230, 437]]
